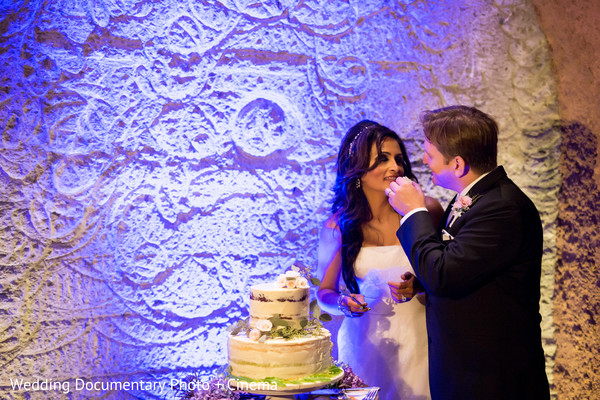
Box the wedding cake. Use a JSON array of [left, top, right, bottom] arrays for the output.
[[227, 271, 334, 381]]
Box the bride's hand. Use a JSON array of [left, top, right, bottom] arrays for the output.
[[339, 294, 369, 317]]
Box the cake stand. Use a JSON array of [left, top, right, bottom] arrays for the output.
[[229, 369, 344, 400]]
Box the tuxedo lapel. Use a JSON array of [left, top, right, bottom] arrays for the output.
[[443, 167, 507, 236], [439, 194, 457, 233]]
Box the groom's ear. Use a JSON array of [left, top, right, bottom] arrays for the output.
[[453, 156, 469, 178]]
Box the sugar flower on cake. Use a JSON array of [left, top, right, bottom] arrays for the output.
[[248, 328, 261, 341], [285, 270, 300, 279], [286, 279, 297, 288], [276, 269, 310, 289], [256, 319, 273, 332], [296, 276, 309, 288], [276, 274, 287, 288]]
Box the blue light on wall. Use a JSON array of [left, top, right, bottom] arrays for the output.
[[0, 0, 558, 398]]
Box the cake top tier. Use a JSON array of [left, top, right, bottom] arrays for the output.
[[250, 282, 309, 308], [251, 282, 309, 293], [249, 270, 310, 293]]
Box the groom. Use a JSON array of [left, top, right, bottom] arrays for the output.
[[386, 106, 550, 400]]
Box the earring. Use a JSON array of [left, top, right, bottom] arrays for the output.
[[356, 179, 361, 189]]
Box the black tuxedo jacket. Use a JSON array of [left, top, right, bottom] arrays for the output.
[[398, 166, 549, 400]]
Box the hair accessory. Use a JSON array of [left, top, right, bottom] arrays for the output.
[[348, 131, 363, 156], [356, 179, 361, 189]]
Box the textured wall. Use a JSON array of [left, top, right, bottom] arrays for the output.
[[555, 123, 599, 398], [0, 0, 560, 399], [530, 1, 600, 398]]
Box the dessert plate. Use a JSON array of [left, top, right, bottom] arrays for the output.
[[228, 368, 344, 400]]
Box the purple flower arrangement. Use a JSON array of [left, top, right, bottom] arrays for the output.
[[331, 362, 367, 389]]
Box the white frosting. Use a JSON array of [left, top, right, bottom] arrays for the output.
[[228, 329, 332, 380], [228, 279, 333, 381], [249, 283, 309, 329]]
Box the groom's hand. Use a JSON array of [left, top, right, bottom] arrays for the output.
[[386, 177, 426, 216], [388, 274, 416, 303], [402, 271, 425, 293], [388, 272, 426, 304]]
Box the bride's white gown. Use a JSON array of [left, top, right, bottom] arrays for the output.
[[337, 245, 430, 400]]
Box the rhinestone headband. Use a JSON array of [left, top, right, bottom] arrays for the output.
[[348, 131, 363, 156]]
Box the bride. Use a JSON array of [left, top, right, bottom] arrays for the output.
[[317, 120, 443, 400]]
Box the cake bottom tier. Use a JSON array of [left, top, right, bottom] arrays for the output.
[[228, 329, 333, 380]]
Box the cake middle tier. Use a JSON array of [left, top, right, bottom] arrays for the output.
[[249, 283, 309, 329]]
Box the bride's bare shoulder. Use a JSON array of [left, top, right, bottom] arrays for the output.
[[323, 213, 340, 229]]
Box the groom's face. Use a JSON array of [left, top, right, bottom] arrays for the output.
[[423, 140, 455, 190]]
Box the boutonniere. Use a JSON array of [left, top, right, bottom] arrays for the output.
[[452, 194, 480, 216], [448, 194, 481, 227]]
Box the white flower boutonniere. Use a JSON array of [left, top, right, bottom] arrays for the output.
[[448, 194, 481, 226]]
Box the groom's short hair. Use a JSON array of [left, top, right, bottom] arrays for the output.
[[420, 105, 498, 174]]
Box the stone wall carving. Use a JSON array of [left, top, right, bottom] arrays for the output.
[[0, 0, 559, 398]]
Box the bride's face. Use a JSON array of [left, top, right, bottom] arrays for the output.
[[360, 138, 405, 195]]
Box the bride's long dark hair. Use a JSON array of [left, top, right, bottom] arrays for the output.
[[332, 120, 417, 294]]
